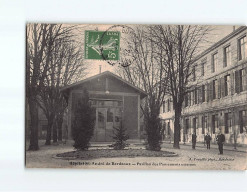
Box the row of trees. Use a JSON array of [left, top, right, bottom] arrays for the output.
[[26, 24, 86, 150], [119, 25, 211, 149]]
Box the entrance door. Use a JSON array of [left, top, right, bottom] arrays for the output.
[[96, 108, 107, 141]]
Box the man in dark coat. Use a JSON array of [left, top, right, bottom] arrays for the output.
[[205, 133, 212, 149], [216, 132, 225, 154], [192, 133, 197, 149]]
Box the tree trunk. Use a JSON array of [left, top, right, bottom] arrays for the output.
[[45, 117, 53, 145], [173, 105, 182, 149], [28, 97, 39, 150], [57, 115, 63, 141], [53, 118, 58, 143]]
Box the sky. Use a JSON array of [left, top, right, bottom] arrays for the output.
[[77, 24, 241, 78]]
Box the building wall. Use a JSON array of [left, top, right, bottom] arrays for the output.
[[67, 74, 143, 141], [160, 27, 247, 146]]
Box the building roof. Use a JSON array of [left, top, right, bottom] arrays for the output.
[[193, 26, 247, 62], [60, 71, 148, 98]]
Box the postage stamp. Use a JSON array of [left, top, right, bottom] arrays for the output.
[[84, 30, 120, 60]]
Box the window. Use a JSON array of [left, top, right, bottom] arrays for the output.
[[185, 94, 188, 107], [224, 75, 231, 96], [202, 116, 205, 134], [239, 69, 244, 92], [212, 53, 218, 73], [107, 108, 113, 122], [191, 91, 194, 105], [239, 110, 247, 134], [188, 92, 191, 106], [201, 59, 206, 76], [193, 66, 196, 81], [224, 46, 231, 67], [185, 119, 189, 134], [194, 89, 198, 104], [42, 125, 48, 131], [212, 114, 218, 134], [167, 99, 170, 112], [193, 117, 197, 134], [239, 36, 247, 60], [213, 79, 217, 99], [162, 101, 166, 113], [225, 112, 232, 134], [202, 85, 205, 102], [167, 122, 171, 136]]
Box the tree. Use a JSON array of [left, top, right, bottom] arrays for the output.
[[118, 26, 167, 151], [26, 24, 49, 150], [150, 25, 211, 148], [37, 30, 86, 145], [26, 24, 86, 149], [72, 89, 95, 150]]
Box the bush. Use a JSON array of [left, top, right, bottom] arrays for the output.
[[72, 89, 95, 150], [111, 122, 129, 150]]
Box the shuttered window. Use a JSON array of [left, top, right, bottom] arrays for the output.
[[162, 101, 166, 113], [185, 94, 188, 107], [225, 112, 232, 134], [201, 59, 206, 76], [224, 74, 231, 96], [239, 69, 244, 92], [202, 85, 205, 102], [212, 79, 217, 99], [212, 53, 218, 73], [185, 118, 189, 134], [239, 110, 247, 134], [224, 46, 231, 67], [212, 114, 218, 134], [167, 122, 171, 135], [194, 89, 198, 104], [239, 36, 247, 60], [167, 99, 170, 112]]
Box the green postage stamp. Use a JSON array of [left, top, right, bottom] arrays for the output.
[[84, 30, 120, 60]]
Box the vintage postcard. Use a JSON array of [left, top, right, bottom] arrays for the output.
[[25, 24, 247, 170]]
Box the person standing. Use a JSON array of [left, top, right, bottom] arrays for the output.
[[192, 133, 197, 149], [205, 132, 211, 149], [216, 132, 225, 155]]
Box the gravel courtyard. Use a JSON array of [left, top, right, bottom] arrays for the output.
[[25, 141, 247, 170]]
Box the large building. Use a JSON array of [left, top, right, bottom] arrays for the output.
[[160, 26, 247, 146], [61, 71, 147, 142]]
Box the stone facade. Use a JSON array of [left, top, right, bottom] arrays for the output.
[[160, 26, 247, 146]]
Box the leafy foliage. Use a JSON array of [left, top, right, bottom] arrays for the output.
[[72, 89, 95, 150]]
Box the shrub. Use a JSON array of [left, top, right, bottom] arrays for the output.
[[111, 122, 129, 150], [72, 89, 95, 150]]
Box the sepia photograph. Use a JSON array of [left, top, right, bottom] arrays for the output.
[[25, 23, 247, 170]]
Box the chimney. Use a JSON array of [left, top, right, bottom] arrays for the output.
[[233, 26, 236, 32], [99, 65, 102, 74]]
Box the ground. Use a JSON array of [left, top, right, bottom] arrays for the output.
[[25, 140, 247, 170]]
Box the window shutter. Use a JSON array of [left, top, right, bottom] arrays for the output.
[[207, 83, 210, 102], [235, 70, 240, 93]]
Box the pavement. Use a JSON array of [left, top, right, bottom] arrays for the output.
[[25, 140, 247, 170], [161, 141, 247, 153]]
